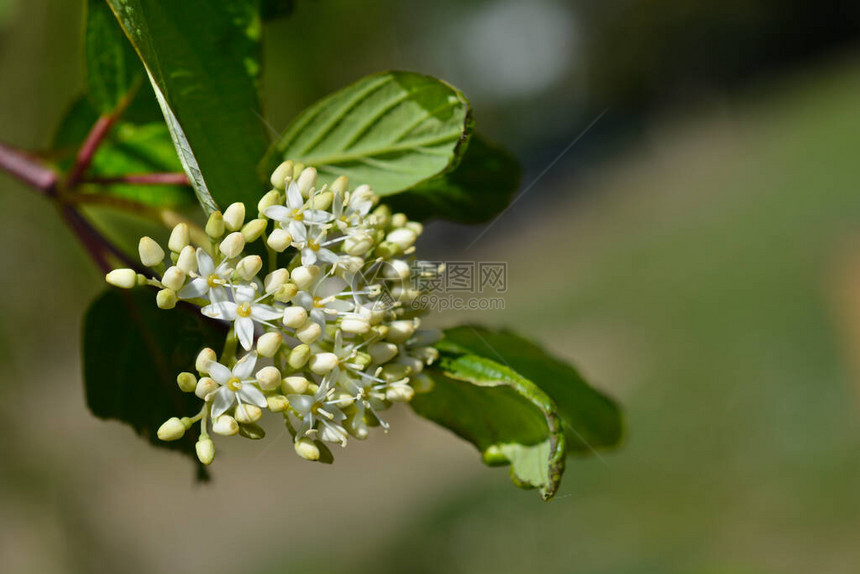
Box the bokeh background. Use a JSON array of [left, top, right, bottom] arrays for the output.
[[4, 0, 860, 572]]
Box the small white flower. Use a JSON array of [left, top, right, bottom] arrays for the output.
[[264, 181, 329, 245], [207, 353, 268, 419], [288, 377, 348, 446], [202, 284, 283, 350], [178, 248, 233, 302]]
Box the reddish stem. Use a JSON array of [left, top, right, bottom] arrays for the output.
[[84, 172, 190, 186], [59, 205, 140, 274], [66, 114, 116, 187], [0, 141, 58, 195]]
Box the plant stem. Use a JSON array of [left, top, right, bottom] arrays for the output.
[[83, 173, 190, 186], [0, 141, 58, 195], [58, 204, 139, 273], [66, 114, 117, 187]]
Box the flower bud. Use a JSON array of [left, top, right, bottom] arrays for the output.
[[381, 363, 412, 382], [384, 259, 411, 280], [330, 175, 349, 194], [223, 202, 245, 231], [176, 371, 197, 392], [239, 423, 266, 440], [341, 315, 370, 334], [388, 228, 418, 250], [266, 394, 289, 413], [219, 232, 245, 259], [212, 414, 239, 436], [294, 437, 320, 461], [296, 167, 317, 197], [195, 348, 217, 374], [156, 288, 177, 309], [256, 332, 282, 358], [168, 223, 190, 253], [348, 417, 370, 440], [105, 268, 137, 289], [275, 282, 298, 302], [386, 383, 414, 403], [282, 306, 308, 328], [205, 211, 225, 238], [291, 265, 319, 290], [334, 256, 365, 276], [236, 255, 262, 281], [255, 365, 282, 391], [406, 221, 423, 235], [264, 268, 290, 293], [308, 191, 332, 211], [371, 203, 391, 226], [258, 189, 281, 213], [196, 437, 215, 465], [138, 236, 164, 267], [282, 375, 309, 394], [386, 320, 416, 344], [267, 228, 292, 252], [157, 417, 187, 441], [195, 376, 219, 399], [368, 342, 398, 364], [296, 320, 321, 344], [309, 352, 338, 374], [270, 160, 293, 190], [177, 245, 197, 274], [241, 218, 268, 243], [161, 266, 185, 291], [412, 373, 435, 394], [343, 232, 375, 256], [391, 213, 408, 228], [235, 404, 263, 424], [287, 344, 311, 370]]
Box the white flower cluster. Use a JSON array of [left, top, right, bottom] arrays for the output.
[[106, 161, 440, 465]]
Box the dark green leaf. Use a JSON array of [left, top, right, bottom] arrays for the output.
[[412, 353, 566, 500], [384, 134, 520, 222], [85, 0, 143, 114], [106, 0, 269, 212], [440, 326, 624, 452], [83, 288, 225, 477], [261, 71, 473, 196], [260, 0, 296, 20]]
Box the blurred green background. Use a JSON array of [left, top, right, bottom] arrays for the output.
[[4, 1, 860, 573]]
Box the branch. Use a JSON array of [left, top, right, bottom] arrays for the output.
[[0, 141, 58, 194], [66, 114, 117, 187], [59, 205, 140, 274], [84, 172, 190, 186]]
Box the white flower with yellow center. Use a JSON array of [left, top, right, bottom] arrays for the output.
[[206, 352, 268, 419], [178, 248, 233, 302], [263, 181, 329, 244], [201, 284, 283, 350]]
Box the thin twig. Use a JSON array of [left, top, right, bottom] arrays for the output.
[[0, 141, 58, 195], [83, 172, 190, 186], [58, 204, 139, 273]]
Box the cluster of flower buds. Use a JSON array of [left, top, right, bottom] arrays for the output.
[[106, 161, 441, 465]]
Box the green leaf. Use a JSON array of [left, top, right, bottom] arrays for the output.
[[261, 71, 473, 196], [260, 0, 296, 20], [83, 288, 225, 477], [440, 326, 624, 452], [105, 0, 269, 212], [84, 0, 143, 114], [383, 133, 520, 222], [412, 354, 566, 500]]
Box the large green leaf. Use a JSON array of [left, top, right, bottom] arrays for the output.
[[85, 0, 142, 114], [261, 71, 473, 196], [383, 133, 520, 222], [83, 288, 225, 477], [440, 326, 624, 452], [412, 354, 566, 500], [105, 0, 269, 212]]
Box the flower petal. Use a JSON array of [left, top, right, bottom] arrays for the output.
[[304, 209, 331, 223], [287, 181, 303, 209], [232, 351, 257, 379], [238, 384, 268, 408], [264, 204, 291, 222], [289, 220, 306, 243], [202, 301, 237, 320], [251, 304, 283, 322], [178, 278, 208, 300], [301, 248, 317, 266], [211, 387, 236, 418], [235, 284, 256, 303], [287, 394, 313, 414], [196, 248, 215, 277], [208, 361, 233, 385], [236, 316, 255, 351]]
